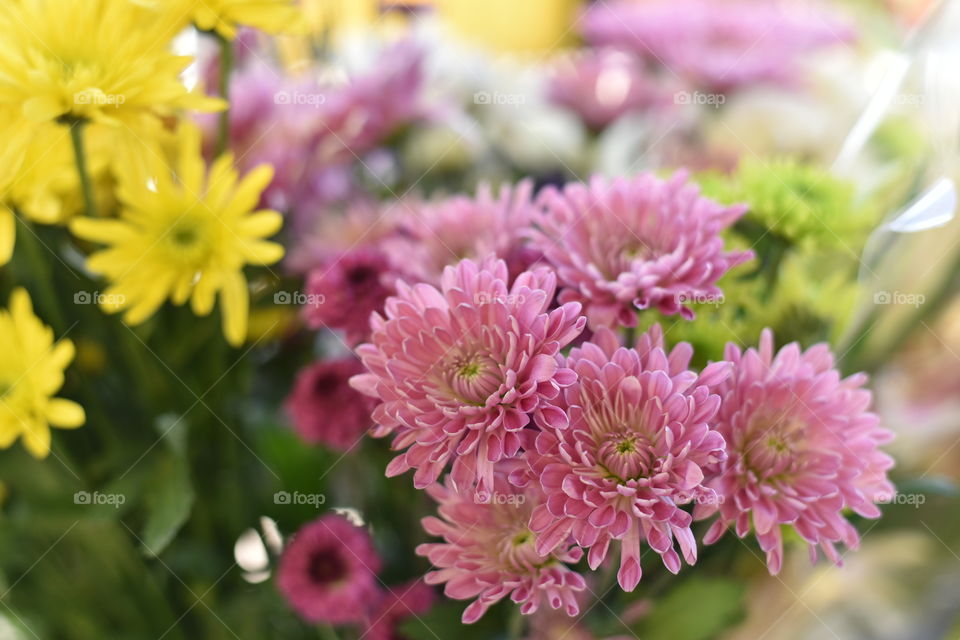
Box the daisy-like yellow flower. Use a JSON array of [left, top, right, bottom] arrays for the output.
[[140, 0, 304, 39], [0, 0, 222, 126], [0, 288, 85, 459], [70, 124, 284, 347]]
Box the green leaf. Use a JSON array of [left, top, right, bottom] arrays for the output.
[[140, 453, 194, 557], [637, 577, 746, 640]]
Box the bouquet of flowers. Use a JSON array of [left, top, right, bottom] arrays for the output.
[[0, 0, 956, 639]]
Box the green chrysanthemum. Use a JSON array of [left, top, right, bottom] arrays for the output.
[[704, 159, 875, 250], [651, 253, 858, 364]]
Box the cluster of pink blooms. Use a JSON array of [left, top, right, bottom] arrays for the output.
[[277, 514, 434, 636], [280, 170, 894, 625], [547, 0, 854, 133], [205, 40, 426, 230], [582, 0, 855, 94]]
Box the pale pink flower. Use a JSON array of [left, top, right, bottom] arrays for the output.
[[277, 515, 381, 624], [417, 464, 586, 624], [284, 358, 376, 451], [530, 172, 752, 330], [523, 326, 729, 591], [361, 580, 436, 640], [582, 0, 855, 93], [697, 330, 895, 574], [383, 181, 542, 286], [350, 256, 585, 495], [304, 248, 396, 346], [549, 48, 672, 132]]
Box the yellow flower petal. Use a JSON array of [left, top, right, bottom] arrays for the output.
[[70, 218, 135, 244], [0, 208, 14, 265], [240, 240, 284, 265], [220, 270, 249, 347], [22, 96, 65, 122], [226, 167, 275, 218], [45, 399, 85, 429], [21, 423, 51, 459]]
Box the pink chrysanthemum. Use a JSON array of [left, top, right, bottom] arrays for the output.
[[530, 172, 752, 330], [284, 358, 376, 451], [361, 580, 436, 640], [582, 0, 855, 93], [277, 514, 381, 624], [417, 464, 586, 624], [696, 330, 895, 574], [304, 248, 396, 346], [548, 48, 672, 132], [523, 326, 729, 591], [203, 41, 424, 228], [350, 256, 585, 495], [383, 181, 542, 286]]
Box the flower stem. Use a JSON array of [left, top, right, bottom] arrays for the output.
[[216, 33, 234, 156], [68, 121, 98, 218], [317, 625, 341, 640], [506, 605, 526, 639], [12, 212, 67, 332]]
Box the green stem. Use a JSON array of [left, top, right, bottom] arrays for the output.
[[317, 625, 341, 640], [68, 121, 98, 218], [761, 236, 789, 298], [216, 34, 234, 156], [13, 213, 67, 332], [506, 605, 526, 640]]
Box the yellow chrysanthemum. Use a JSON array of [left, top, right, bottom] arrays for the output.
[[0, 0, 222, 126], [70, 124, 284, 347], [139, 0, 304, 39], [0, 288, 85, 459]]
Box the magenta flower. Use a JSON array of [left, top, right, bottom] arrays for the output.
[[277, 514, 381, 624], [582, 0, 854, 94], [530, 172, 752, 330], [417, 464, 586, 624], [697, 330, 895, 574], [304, 248, 396, 346], [361, 579, 436, 640], [548, 48, 672, 132], [284, 358, 377, 451], [524, 326, 729, 591], [383, 181, 542, 286], [351, 256, 585, 495]]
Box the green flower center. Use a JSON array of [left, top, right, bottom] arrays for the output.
[[458, 361, 482, 379]]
